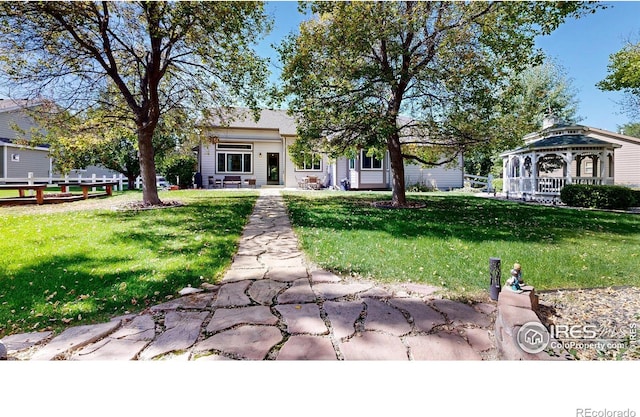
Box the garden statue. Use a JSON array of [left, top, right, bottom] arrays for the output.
[[506, 263, 524, 293]]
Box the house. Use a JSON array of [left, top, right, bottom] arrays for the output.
[[501, 116, 640, 203], [0, 98, 118, 182], [198, 107, 464, 190], [0, 99, 52, 180]]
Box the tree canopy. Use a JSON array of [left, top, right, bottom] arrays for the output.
[[598, 40, 640, 120], [278, 1, 601, 206], [618, 122, 640, 138], [0, 1, 271, 204], [466, 59, 581, 176]]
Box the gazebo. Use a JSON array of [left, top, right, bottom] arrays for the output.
[[501, 120, 621, 204]]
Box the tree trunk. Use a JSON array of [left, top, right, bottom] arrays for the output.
[[138, 127, 162, 205], [127, 174, 137, 190], [387, 132, 407, 207]]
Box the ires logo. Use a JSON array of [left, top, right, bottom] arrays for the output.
[[548, 324, 598, 339]]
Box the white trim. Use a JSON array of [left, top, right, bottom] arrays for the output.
[[360, 150, 383, 170], [294, 152, 322, 172], [1, 141, 49, 151], [215, 142, 253, 174]]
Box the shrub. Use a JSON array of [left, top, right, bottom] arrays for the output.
[[159, 153, 197, 188], [560, 184, 636, 209], [407, 182, 436, 192], [492, 178, 503, 193]]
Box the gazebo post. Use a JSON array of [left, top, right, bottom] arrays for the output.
[[531, 151, 538, 196], [564, 152, 573, 186]]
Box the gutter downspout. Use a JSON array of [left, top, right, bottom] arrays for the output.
[[3, 145, 7, 179]]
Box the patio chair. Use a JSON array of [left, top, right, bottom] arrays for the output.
[[297, 176, 308, 189]]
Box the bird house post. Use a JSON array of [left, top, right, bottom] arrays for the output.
[[489, 257, 501, 301]]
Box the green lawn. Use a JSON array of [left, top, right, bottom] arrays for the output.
[[283, 192, 640, 299], [0, 190, 257, 337]]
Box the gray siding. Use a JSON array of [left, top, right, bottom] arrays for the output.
[[404, 156, 464, 190], [5, 147, 50, 178], [0, 110, 41, 140]]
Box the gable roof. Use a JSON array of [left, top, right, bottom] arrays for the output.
[[0, 98, 46, 113], [587, 126, 640, 146], [210, 108, 298, 136]]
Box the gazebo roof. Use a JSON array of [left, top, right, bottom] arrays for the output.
[[504, 134, 620, 155]]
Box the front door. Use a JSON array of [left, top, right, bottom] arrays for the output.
[[267, 153, 279, 184]]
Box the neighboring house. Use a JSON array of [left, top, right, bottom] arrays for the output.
[[0, 98, 118, 182], [0, 99, 52, 180], [198, 107, 464, 190], [501, 116, 640, 202]]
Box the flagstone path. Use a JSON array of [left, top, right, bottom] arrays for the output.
[[1, 189, 498, 360]]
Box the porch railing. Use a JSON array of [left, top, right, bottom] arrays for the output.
[[507, 176, 614, 195]]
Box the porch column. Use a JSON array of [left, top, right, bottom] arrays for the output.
[[589, 155, 598, 179], [503, 158, 509, 196], [608, 152, 615, 183], [599, 151, 607, 183], [531, 152, 538, 193], [517, 155, 524, 195], [564, 152, 574, 185]]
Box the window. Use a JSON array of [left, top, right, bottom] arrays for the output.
[[295, 152, 322, 171], [361, 150, 383, 170], [216, 143, 252, 173], [349, 158, 355, 170]]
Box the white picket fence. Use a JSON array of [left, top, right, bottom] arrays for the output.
[[2, 172, 129, 191], [464, 173, 495, 192]]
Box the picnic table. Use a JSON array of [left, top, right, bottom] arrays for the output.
[[0, 184, 48, 204], [57, 181, 119, 199]]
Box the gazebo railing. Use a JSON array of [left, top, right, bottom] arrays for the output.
[[508, 176, 615, 196], [537, 177, 566, 193], [572, 176, 614, 185]]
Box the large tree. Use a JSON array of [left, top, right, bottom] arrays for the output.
[[597, 40, 640, 120], [0, 1, 270, 204], [44, 113, 176, 190], [278, 1, 599, 206], [466, 59, 581, 176]]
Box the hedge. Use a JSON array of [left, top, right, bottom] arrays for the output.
[[560, 184, 637, 210]]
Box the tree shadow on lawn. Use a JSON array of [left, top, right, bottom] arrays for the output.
[[284, 193, 640, 244], [0, 252, 198, 338], [95, 194, 257, 252], [0, 195, 259, 337]]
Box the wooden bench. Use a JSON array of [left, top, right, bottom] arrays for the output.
[[222, 176, 242, 188], [58, 181, 119, 199], [0, 184, 48, 204]]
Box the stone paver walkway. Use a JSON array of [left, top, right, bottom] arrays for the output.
[[1, 189, 497, 360]]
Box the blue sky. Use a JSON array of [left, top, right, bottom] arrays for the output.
[[262, 1, 640, 133]]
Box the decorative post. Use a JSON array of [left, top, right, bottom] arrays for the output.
[[489, 257, 501, 301]]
